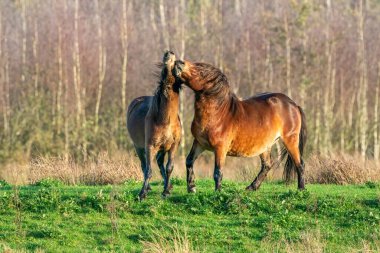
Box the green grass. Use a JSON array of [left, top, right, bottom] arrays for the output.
[[0, 179, 380, 252]]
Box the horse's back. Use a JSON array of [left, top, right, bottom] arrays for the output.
[[223, 92, 301, 157], [127, 96, 152, 148], [244, 92, 301, 135], [247, 92, 295, 106]]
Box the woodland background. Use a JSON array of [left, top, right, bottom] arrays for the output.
[[0, 0, 379, 165]]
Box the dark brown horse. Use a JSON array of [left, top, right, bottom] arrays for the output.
[[173, 60, 307, 192], [127, 51, 182, 199]]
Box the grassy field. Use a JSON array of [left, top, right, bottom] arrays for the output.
[[0, 179, 379, 252]]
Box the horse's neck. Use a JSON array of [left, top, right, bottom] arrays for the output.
[[194, 91, 233, 125], [155, 89, 180, 124]]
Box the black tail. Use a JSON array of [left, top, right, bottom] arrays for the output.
[[283, 106, 307, 183]]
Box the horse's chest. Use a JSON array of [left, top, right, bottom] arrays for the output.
[[191, 121, 219, 150], [151, 124, 180, 150]]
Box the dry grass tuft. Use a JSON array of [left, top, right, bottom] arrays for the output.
[[283, 229, 325, 253], [141, 226, 197, 253], [0, 243, 45, 253], [29, 152, 142, 185], [306, 153, 380, 185], [0, 152, 142, 185], [268, 229, 380, 253]]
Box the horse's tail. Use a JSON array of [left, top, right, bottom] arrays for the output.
[[282, 106, 307, 183]]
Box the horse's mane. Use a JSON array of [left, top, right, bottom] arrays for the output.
[[193, 62, 238, 105], [150, 62, 181, 123]]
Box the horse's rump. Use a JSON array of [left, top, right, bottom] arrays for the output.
[[127, 96, 152, 121], [127, 96, 153, 149]]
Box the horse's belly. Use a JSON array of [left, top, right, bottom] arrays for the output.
[[227, 146, 264, 157], [228, 134, 279, 157]]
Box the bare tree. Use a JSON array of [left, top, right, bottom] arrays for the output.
[[159, 0, 169, 50], [121, 0, 128, 116], [21, 0, 27, 87], [374, 63, 380, 160], [284, 14, 291, 98], [73, 0, 82, 127], [94, 0, 106, 133], [33, 13, 39, 97], [357, 0, 368, 159]]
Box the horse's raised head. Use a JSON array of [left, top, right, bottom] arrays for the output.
[[163, 50, 176, 68], [157, 51, 182, 92]]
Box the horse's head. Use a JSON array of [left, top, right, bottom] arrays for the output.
[[159, 50, 182, 92], [163, 50, 176, 69], [173, 60, 205, 91], [174, 60, 227, 93]]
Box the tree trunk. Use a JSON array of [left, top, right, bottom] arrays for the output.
[[73, 0, 82, 127], [218, 0, 223, 71], [33, 17, 39, 97], [358, 0, 368, 159], [374, 62, 380, 160], [159, 0, 170, 50], [57, 24, 63, 134], [339, 76, 346, 151], [323, 0, 334, 153], [179, 0, 186, 157], [0, 10, 8, 135], [314, 91, 321, 152], [284, 15, 291, 98], [199, 0, 206, 61], [21, 0, 27, 87], [246, 31, 253, 93], [121, 0, 128, 117], [94, 0, 106, 133]]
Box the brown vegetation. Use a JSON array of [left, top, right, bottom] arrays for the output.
[[1, 151, 378, 186], [0, 152, 142, 185], [305, 153, 380, 184]]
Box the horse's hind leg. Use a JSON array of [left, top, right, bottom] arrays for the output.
[[282, 135, 305, 190], [135, 147, 151, 191], [246, 150, 272, 191], [139, 146, 157, 200]]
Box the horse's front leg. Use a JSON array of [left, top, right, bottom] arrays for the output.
[[214, 146, 227, 191], [162, 143, 178, 197], [139, 146, 157, 200], [185, 139, 204, 193]]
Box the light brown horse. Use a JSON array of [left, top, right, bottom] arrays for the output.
[[173, 60, 307, 192], [127, 51, 182, 199]]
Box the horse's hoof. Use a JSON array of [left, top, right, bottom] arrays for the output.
[[138, 191, 147, 201], [161, 190, 171, 198], [187, 187, 196, 193], [246, 185, 258, 191]]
